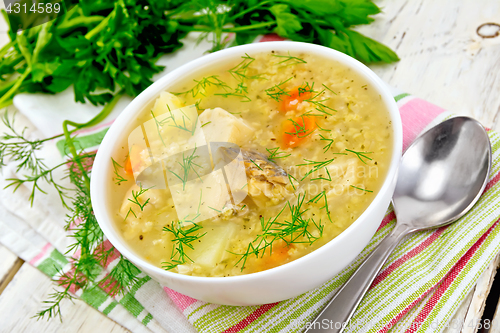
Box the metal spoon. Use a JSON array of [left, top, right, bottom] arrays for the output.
[[306, 116, 492, 333]]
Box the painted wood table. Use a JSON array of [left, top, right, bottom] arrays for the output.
[[1, 0, 500, 332]]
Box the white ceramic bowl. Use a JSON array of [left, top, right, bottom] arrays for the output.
[[91, 41, 403, 305]]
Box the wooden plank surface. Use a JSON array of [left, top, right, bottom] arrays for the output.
[[0, 0, 500, 332], [0, 263, 129, 333]]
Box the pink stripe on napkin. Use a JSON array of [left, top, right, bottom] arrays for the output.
[[403, 219, 498, 333], [399, 98, 446, 151], [371, 227, 447, 289], [29, 242, 53, 265], [222, 303, 279, 333], [164, 287, 198, 311]]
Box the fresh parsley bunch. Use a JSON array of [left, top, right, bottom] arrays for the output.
[[0, 0, 397, 108]]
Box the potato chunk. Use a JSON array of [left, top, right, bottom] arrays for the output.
[[199, 107, 253, 146]]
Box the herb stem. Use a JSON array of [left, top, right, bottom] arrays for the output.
[[179, 21, 276, 33], [58, 16, 105, 34], [85, 14, 112, 40], [228, 1, 272, 21], [0, 40, 14, 59], [0, 68, 31, 106], [62, 91, 124, 189]]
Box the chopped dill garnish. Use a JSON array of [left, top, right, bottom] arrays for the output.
[[298, 82, 315, 96], [319, 134, 334, 153], [230, 193, 323, 271], [285, 116, 316, 139], [322, 83, 337, 95], [167, 106, 198, 135], [124, 207, 137, 220], [288, 174, 298, 190], [316, 123, 331, 132], [308, 190, 333, 223], [128, 184, 151, 211], [304, 88, 337, 116], [215, 92, 252, 102], [162, 218, 206, 270], [173, 75, 230, 98], [273, 52, 307, 66], [249, 158, 263, 171], [168, 147, 203, 190], [228, 53, 264, 81], [151, 110, 167, 146], [201, 121, 211, 127], [265, 77, 292, 102], [351, 185, 373, 193], [111, 158, 128, 185], [297, 158, 335, 181], [208, 206, 222, 213], [345, 149, 373, 164], [266, 147, 291, 162], [311, 167, 332, 182]]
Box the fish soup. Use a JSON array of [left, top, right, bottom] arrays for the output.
[[108, 51, 393, 277]]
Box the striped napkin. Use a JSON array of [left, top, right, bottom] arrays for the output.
[[2, 42, 500, 333]]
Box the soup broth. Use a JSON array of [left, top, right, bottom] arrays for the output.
[[108, 51, 393, 277]]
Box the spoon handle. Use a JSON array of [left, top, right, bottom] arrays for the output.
[[305, 223, 412, 333]]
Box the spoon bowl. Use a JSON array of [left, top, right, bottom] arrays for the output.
[[394, 117, 491, 230], [307, 116, 491, 333]]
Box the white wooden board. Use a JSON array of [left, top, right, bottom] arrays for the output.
[[0, 263, 129, 333]]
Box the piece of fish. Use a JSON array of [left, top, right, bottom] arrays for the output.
[[217, 147, 293, 207]]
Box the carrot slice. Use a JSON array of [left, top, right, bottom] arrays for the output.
[[260, 243, 294, 270], [280, 86, 312, 112], [124, 156, 133, 176], [282, 115, 317, 148], [124, 145, 144, 177]]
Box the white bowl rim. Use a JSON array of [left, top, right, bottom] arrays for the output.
[[91, 41, 403, 285]]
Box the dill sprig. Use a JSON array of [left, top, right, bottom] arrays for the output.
[[0, 112, 61, 173], [228, 53, 263, 81], [297, 158, 335, 181], [215, 91, 252, 102], [128, 185, 151, 212], [249, 158, 263, 171], [151, 110, 167, 146], [174, 75, 230, 98], [319, 134, 334, 153], [273, 52, 307, 66], [308, 191, 333, 223], [316, 123, 331, 132], [158, 105, 198, 136], [2, 92, 142, 321], [345, 149, 373, 164], [231, 193, 323, 271], [302, 85, 337, 116], [168, 147, 203, 190], [285, 116, 316, 139], [298, 82, 315, 96], [322, 83, 337, 95], [162, 209, 206, 270], [311, 167, 332, 182], [266, 147, 291, 162], [350, 185, 373, 193], [288, 174, 298, 190], [111, 158, 128, 185], [265, 77, 292, 102], [124, 207, 137, 220], [218, 54, 264, 102]]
